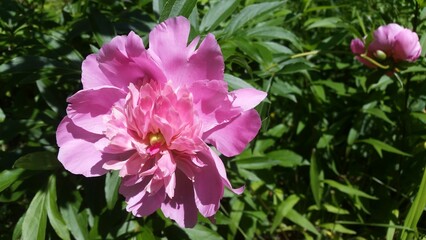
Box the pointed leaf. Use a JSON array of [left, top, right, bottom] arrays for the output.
[[0, 169, 25, 193], [324, 179, 378, 200], [270, 194, 300, 232], [200, 0, 240, 32], [22, 190, 47, 240], [223, 2, 283, 36], [105, 171, 121, 210], [46, 175, 70, 240]]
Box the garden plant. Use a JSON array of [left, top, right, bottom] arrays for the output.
[[0, 0, 426, 239]]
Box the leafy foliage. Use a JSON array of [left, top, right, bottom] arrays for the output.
[[1, 0, 426, 239]]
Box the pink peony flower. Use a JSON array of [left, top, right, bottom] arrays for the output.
[[56, 16, 266, 227], [351, 23, 422, 67]]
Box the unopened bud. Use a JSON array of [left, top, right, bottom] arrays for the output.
[[374, 50, 387, 60]]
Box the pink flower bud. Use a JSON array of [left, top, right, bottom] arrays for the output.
[[351, 23, 422, 68]]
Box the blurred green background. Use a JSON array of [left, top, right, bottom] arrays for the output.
[[1, 0, 426, 239]]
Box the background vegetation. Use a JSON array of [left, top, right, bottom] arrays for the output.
[[1, 0, 426, 239]]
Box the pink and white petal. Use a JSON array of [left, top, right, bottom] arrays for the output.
[[230, 88, 267, 111], [161, 170, 198, 228], [148, 17, 224, 86], [208, 148, 245, 194], [203, 109, 262, 157], [193, 151, 224, 217], [56, 117, 109, 177], [66, 87, 125, 134]]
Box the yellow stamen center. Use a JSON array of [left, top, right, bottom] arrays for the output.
[[148, 132, 165, 146]]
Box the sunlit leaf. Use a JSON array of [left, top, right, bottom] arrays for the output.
[[270, 194, 300, 232], [22, 190, 47, 240], [323, 179, 378, 200], [105, 171, 121, 210], [359, 138, 412, 158], [223, 1, 283, 36], [200, 0, 239, 32], [0, 169, 25, 193], [46, 175, 70, 240]]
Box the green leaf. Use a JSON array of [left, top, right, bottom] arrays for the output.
[[266, 150, 305, 167], [305, 17, 341, 29], [0, 168, 25, 193], [60, 196, 89, 240], [46, 175, 70, 240], [286, 209, 319, 235], [105, 171, 121, 210], [224, 73, 254, 90], [245, 26, 302, 51], [270, 194, 300, 232], [235, 149, 304, 169], [359, 138, 412, 158], [323, 203, 349, 215], [363, 108, 395, 126], [160, 0, 197, 22], [320, 223, 356, 234], [184, 225, 223, 240], [223, 1, 283, 37], [310, 152, 323, 207], [0, 108, 5, 123], [228, 198, 245, 238], [402, 167, 426, 239], [199, 0, 239, 32], [14, 151, 60, 170], [22, 190, 47, 240], [279, 58, 315, 74], [323, 179, 378, 200], [12, 214, 25, 240]]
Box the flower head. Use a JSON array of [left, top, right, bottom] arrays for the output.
[[56, 17, 266, 227], [351, 23, 422, 68]]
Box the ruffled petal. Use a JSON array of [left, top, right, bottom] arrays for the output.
[[120, 176, 165, 216], [161, 170, 198, 228], [66, 87, 126, 134], [208, 148, 244, 194], [393, 29, 422, 62], [56, 117, 109, 177], [193, 151, 223, 217], [190, 80, 240, 132], [229, 88, 267, 111], [148, 17, 224, 86], [203, 109, 262, 157]]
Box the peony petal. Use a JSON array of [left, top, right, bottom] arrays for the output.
[[203, 109, 262, 157], [393, 29, 422, 62], [350, 38, 365, 55], [81, 54, 112, 89], [193, 151, 223, 217], [161, 170, 198, 228], [190, 80, 239, 132], [56, 117, 110, 177], [369, 23, 404, 55], [120, 176, 165, 216], [66, 87, 126, 134], [148, 17, 224, 86], [208, 148, 244, 194], [230, 88, 267, 111]]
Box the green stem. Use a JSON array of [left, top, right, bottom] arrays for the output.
[[359, 53, 390, 69]]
